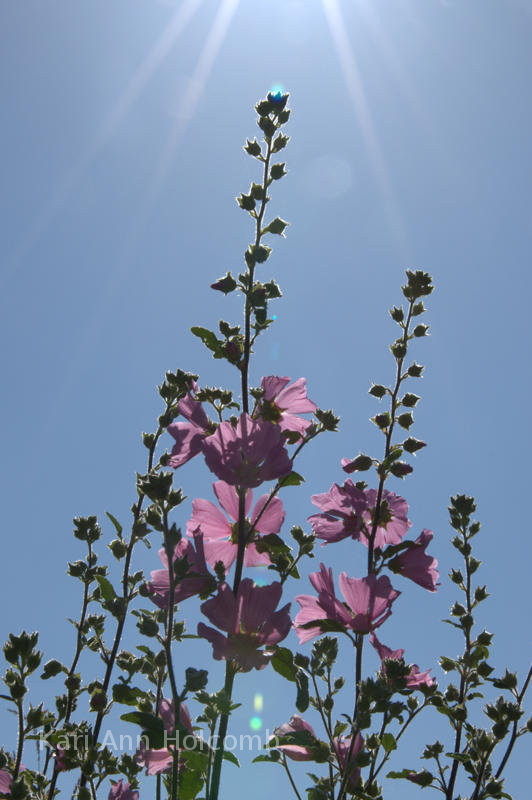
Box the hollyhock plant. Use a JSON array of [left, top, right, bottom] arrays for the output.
[[370, 633, 434, 689], [136, 699, 193, 776], [201, 413, 292, 488], [168, 381, 213, 469], [309, 481, 411, 548], [146, 533, 213, 609], [294, 564, 400, 643], [108, 779, 140, 799], [360, 488, 411, 549], [259, 376, 317, 436], [186, 480, 285, 569], [198, 579, 291, 671], [308, 479, 368, 544], [388, 529, 439, 591], [272, 715, 318, 761], [334, 733, 365, 790]]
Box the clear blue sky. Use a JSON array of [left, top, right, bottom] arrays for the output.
[[1, 1, 531, 797]]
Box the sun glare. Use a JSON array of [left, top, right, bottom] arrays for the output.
[[321, 0, 407, 252], [3, 0, 204, 284]]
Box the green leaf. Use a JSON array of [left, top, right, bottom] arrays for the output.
[[223, 751, 240, 767], [179, 765, 204, 800], [387, 769, 414, 779], [112, 683, 144, 706], [295, 670, 310, 713], [381, 733, 397, 753], [255, 534, 291, 556], [106, 512, 123, 537], [263, 217, 289, 236], [253, 752, 281, 764], [271, 647, 297, 682], [96, 576, 117, 602], [281, 471, 305, 487], [190, 327, 223, 358], [120, 712, 166, 749]]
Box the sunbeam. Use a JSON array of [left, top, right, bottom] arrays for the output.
[[36, 0, 240, 444], [321, 0, 407, 253], [143, 0, 240, 207], [356, 1, 457, 184], [2, 0, 203, 285]]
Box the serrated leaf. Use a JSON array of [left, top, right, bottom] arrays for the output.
[[190, 327, 223, 358]]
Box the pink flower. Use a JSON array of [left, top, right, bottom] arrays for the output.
[[389, 529, 439, 592], [360, 489, 411, 549], [309, 480, 368, 544], [0, 770, 13, 796], [136, 699, 193, 776], [272, 716, 317, 761], [259, 376, 317, 437], [334, 733, 364, 790], [370, 633, 434, 689], [198, 579, 291, 671], [55, 747, 67, 771], [201, 414, 292, 488], [187, 481, 285, 570], [294, 565, 400, 643], [309, 485, 411, 548], [168, 382, 213, 469], [147, 534, 212, 609], [108, 779, 139, 800]]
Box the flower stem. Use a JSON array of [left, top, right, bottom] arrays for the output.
[[446, 519, 474, 800], [495, 663, 532, 780], [79, 429, 162, 790], [163, 507, 182, 800], [282, 754, 304, 800]]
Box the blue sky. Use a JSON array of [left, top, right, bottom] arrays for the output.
[[1, 0, 531, 797]]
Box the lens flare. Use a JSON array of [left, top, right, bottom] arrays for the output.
[[253, 566, 269, 587], [249, 716, 262, 731], [254, 693, 264, 712]]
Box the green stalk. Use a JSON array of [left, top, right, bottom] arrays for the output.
[[207, 111, 278, 800]]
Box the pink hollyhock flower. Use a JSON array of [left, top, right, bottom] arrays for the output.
[[272, 716, 317, 761], [136, 699, 193, 776], [0, 769, 13, 796], [168, 382, 213, 469], [370, 633, 434, 689], [147, 534, 212, 609], [201, 414, 292, 488], [359, 489, 411, 549], [334, 733, 364, 791], [108, 779, 139, 800], [308, 480, 368, 544], [389, 529, 439, 591], [294, 564, 400, 643], [187, 480, 285, 570], [55, 747, 67, 770], [198, 579, 291, 671], [259, 376, 317, 437]]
